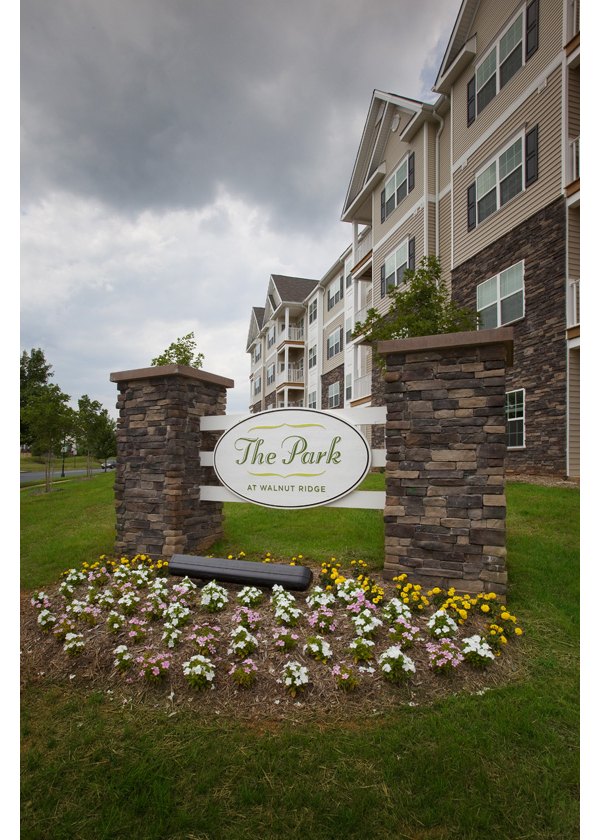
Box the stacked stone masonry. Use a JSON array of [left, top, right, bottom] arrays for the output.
[[379, 330, 513, 595], [111, 365, 233, 560]]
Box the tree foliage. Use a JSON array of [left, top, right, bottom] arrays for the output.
[[21, 383, 74, 491], [75, 395, 117, 477], [352, 256, 478, 362], [151, 332, 205, 368], [20, 348, 54, 447]]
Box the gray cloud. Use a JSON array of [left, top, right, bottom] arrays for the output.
[[22, 0, 458, 229]]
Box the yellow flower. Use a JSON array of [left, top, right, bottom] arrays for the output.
[[501, 611, 510, 621], [481, 604, 490, 613], [515, 627, 523, 636]]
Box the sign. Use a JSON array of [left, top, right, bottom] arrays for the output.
[[212, 408, 371, 509]]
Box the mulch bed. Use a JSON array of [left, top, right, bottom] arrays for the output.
[[20, 565, 527, 724]]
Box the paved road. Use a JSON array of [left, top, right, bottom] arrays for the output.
[[20, 468, 110, 484]]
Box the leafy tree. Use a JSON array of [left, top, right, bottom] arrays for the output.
[[352, 256, 478, 364], [20, 348, 53, 447], [21, 384, 74, 491], [151, 332, 204, 368], [75, 395, 116, 477]]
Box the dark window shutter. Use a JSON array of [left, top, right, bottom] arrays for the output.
[[380, 264, 386, 298], [380, 189, 386, 223], [408, 152, 415, 192], [525, 125, 539, 186], [467, 75, 476, 125], [526, 0, 539, 60], [467, 182, 476, 230], [408, 237, 415, 271]]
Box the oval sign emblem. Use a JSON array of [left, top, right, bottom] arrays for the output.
[[213, 408, 371, 509]]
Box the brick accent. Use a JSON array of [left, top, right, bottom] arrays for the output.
[[378, 330, 513, 595], [110, 365, 233, 559], [321, 363, 345, 410], [451, 198, 567, 476]]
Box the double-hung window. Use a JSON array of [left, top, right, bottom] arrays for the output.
[[477, 261, 525, 328], [505, 389, 525, 448], [380, 237, 415, 298], [266, 363, 275, 386], [308, 298, 318, 324], [308, 344, 317, 369], [267, 325, 276, 348], [328, 381, 340, 409], [468, 128, 538, 229], [253, 376, 261, 396], [467, 1, 539, 124], [326, 327, 343, 360], [253, 344, 261, 364], [327, 277, 344, 311], [381, 152, 415, 222], [345, 373, 352, 401], [308, 390, 317, 409]]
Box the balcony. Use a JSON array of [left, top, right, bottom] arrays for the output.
[[569, 136, 580, 183], [566, 0, 579, 46], [277, 325, 305, 348], [351, 373, 372, 402], [352, 227, 373, 277], [567, 277, 580, 329], [276, 365, 305, 387]]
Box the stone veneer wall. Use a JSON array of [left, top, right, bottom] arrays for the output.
[[451, 198, 567, 476], [378, 329, 513, 595], [111, 364, 234, 559], [320, 363, 345, 410]]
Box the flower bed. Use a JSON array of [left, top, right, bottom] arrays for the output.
[[21, 552, 525, 719]]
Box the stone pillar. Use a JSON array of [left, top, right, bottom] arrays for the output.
[[110, 364, 234, 559], [377, 329, 513, 595]]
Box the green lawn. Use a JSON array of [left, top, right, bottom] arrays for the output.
[[20, 476, 580, 839]]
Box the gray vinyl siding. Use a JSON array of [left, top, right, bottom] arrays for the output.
[[453, 65, 562, 267], [453, 0, 564, 161]]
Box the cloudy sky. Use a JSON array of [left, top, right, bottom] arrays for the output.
[[21, 0, 461, 415]]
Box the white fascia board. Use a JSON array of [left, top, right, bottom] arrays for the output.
[[433, 35, 477, 95], [341, 164, 386, 222]]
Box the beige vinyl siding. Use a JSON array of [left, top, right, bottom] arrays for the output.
[[453, 0, 564, 161], [568, 65, 579, 137], [322, 312, 345, 375], [568, 347, 579, 477], [453, 66, 562, 266], [439, 192, 452, 290], [427, 125, 436, 195], [374, 126, 425, 243], [427, 201, 436, 256], [438, 117, 451, 192], [568, 205, 579, 278]]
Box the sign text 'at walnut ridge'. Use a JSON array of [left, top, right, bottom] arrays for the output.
[[212, 408, 371, 509]]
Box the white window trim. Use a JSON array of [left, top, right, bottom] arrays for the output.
[[475, 6, 526, 117], [506, 387, 526, 449], [326, 326, 343, 360], [308, 344, 317, 368], [477, 260, 525, 329], [383, 237, 410, 290], [328, 381, 341, 408], [475, 130, 526, 226], [308, 298, 318, 324], [383, 153, 410, 217]]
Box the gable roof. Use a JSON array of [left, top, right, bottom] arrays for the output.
[[433, 0, 479, 93], [270, 274, 318, 303]]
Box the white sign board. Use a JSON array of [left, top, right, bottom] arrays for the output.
[[212, 408, 371, 509]]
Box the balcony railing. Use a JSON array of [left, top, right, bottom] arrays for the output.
[[277, 365, 305, 385], [352, 373, 372, 401], [354, 227, 372, 266], [278, 325, 305, 344], [567, 277, 580, 328], [569, 136, 580, 183]]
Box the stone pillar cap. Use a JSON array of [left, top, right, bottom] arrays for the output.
[[376, 328, 513, 366], [110, 364, 235, 388]]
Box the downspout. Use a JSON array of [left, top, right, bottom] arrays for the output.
[[433, 99, 447, 259]]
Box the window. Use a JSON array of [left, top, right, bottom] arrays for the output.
[[267, 325, 276, 348], [345, 317, 353, 344], [468, 128, 538, 229], [477, 262, 525, 328], [327, 277, 344, 311], [346, 273, 352, 289], [253, 376, 261, 396], [253, 344, 261, 364], [308, 344, 317, 369], [380, 237, 415, 298], [345, 373, 352, 401], [380, 152, 415, 222], [328, 381, 340, 408], [266, 363, 275, 386], [308, 298, 318, 324], [308, 390, 317, 409], [467, 2, 538, 125], [505, 389, 525, 448], [327, 327, 343, 359]]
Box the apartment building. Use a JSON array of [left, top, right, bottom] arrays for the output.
[[247, 0, 580, 478]]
